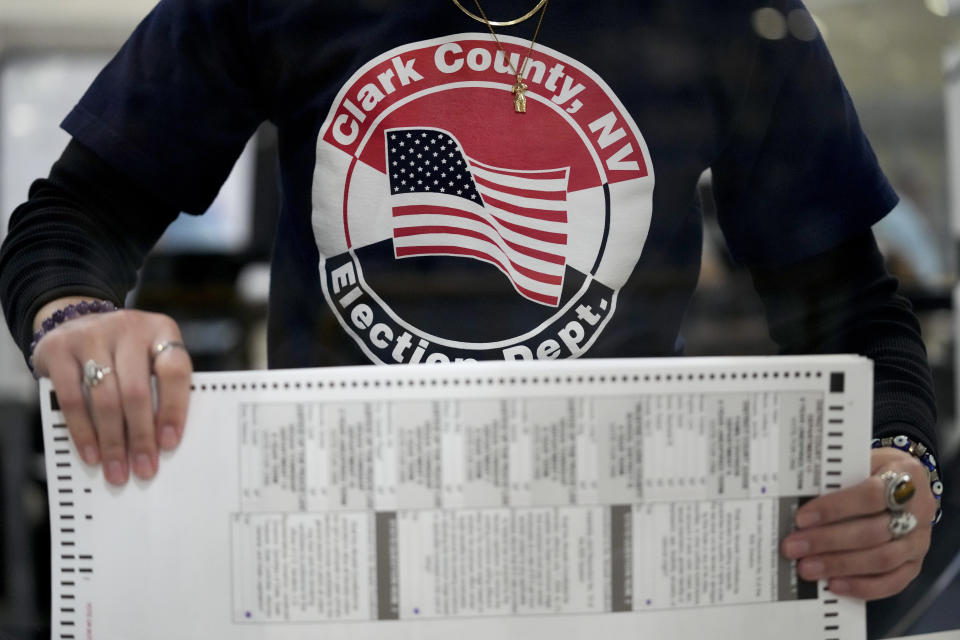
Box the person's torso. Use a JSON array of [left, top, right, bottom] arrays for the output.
[[260, 0, 761, 367]]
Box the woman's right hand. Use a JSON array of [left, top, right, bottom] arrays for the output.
[[31, 297, 192, 486]]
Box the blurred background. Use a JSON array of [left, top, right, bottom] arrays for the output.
[[0, 0, 959, 638]]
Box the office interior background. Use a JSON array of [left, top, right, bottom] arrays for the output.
[[0, 0, 959, 638]]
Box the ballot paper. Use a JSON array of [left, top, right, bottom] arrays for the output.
[[41, 355, 872, 640]]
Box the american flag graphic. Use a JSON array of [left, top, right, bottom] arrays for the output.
[[386, 128, 569, 307]]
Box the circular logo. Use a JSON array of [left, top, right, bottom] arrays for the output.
[[312, 34, 654, 364]]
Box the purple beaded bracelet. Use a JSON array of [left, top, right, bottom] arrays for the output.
[[28, 300, 118, 369]]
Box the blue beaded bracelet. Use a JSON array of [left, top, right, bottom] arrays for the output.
[[872, 435, 943, 525], [28, 300, 118, 371]]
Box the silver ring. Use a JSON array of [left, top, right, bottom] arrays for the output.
[[880, 470, 916, 511], [889, 511, 917, 539], [152, 341, 187, 359], [82, 359, 112, 389]]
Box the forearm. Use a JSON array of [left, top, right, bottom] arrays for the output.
[[749, 230, 938, 456], [0, 140, 180, 363]]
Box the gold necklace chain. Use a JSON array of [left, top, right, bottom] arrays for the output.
[[451, 0, 547, 26], [472, 0, 547, 78]]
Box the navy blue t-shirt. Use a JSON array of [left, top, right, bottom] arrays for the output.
[[62, 0, 897, 368]]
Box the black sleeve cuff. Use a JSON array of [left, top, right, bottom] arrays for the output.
[[749, 230, 939, 462], [0, 139, 180, 363]]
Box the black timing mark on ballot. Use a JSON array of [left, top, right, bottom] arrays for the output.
[[829, 373, 844, 394], [778, 497, 818, 601], [376, 512, 400, 620], [46, 386, 97, 637]]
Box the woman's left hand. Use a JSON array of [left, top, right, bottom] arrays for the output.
[[780, 446, 937, 600]]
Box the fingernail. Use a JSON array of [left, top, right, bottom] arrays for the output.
[[82, 446, 99, 465], [796, 511, 820, 528], [134, 454, 156, 479], [160, 426, 179, 450], [830, 579, 849, 594], [105, 460, 127, 485], [784, 539, 810, 558], [801, 560, 824, 580]]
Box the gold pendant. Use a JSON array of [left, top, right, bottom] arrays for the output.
[[512, 75, 528, 113]]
